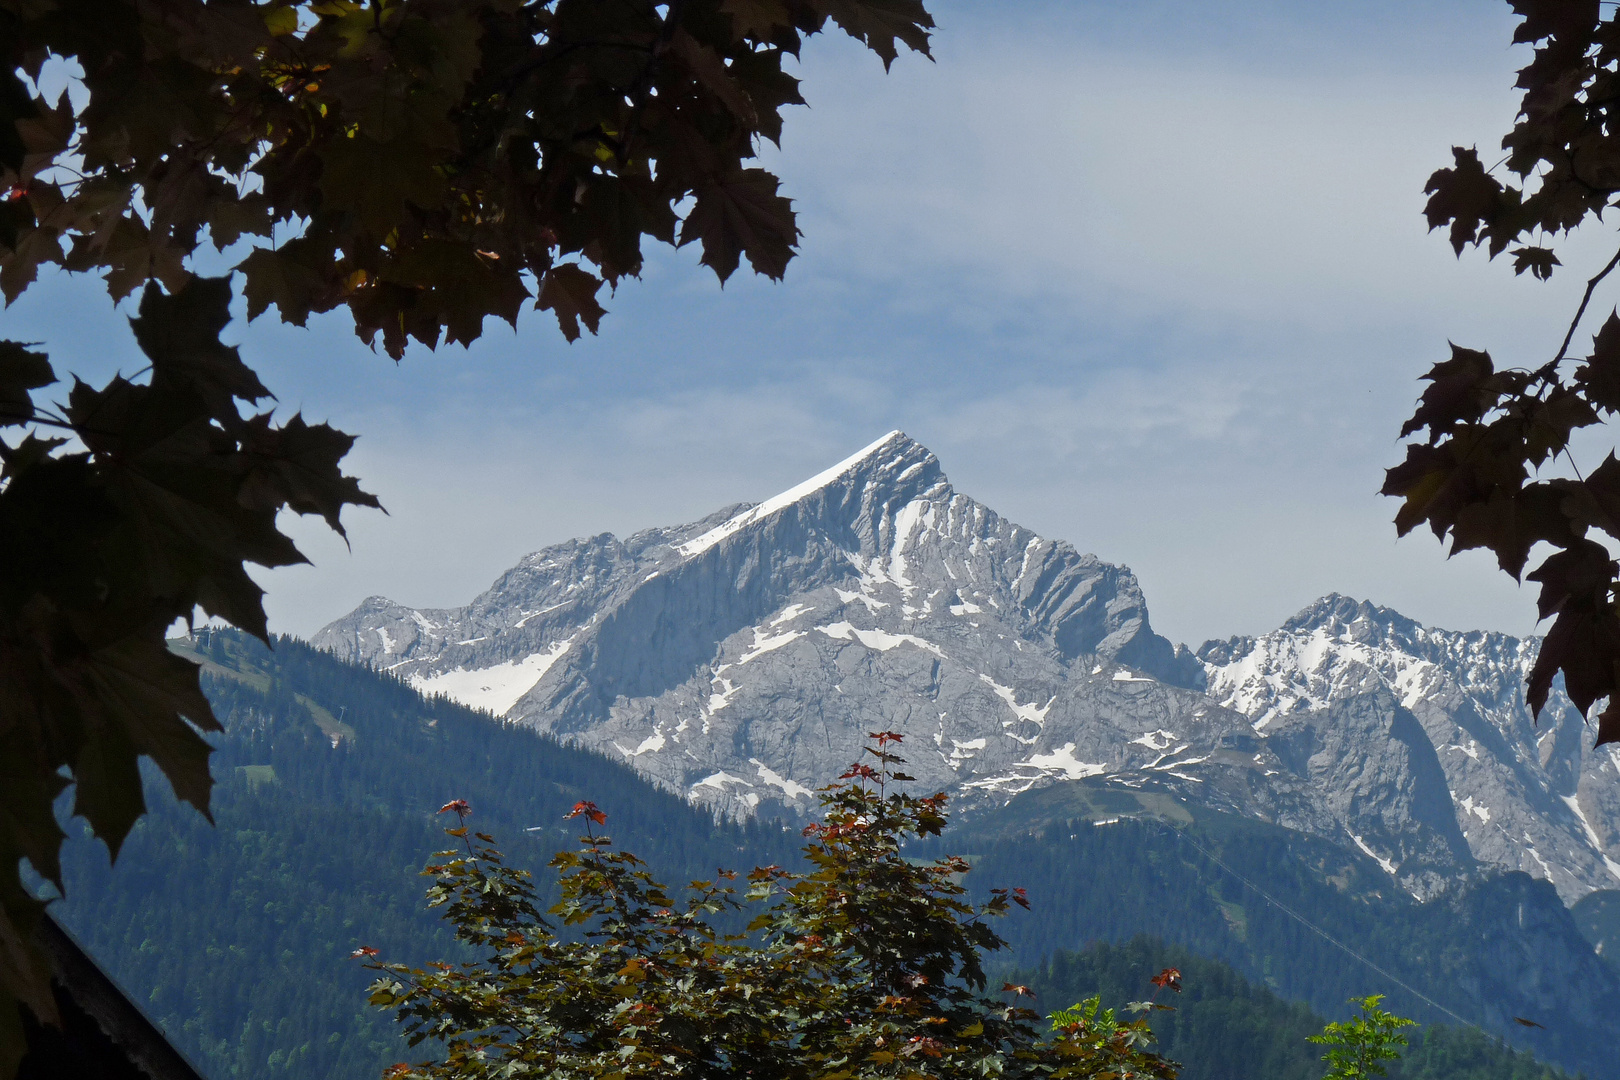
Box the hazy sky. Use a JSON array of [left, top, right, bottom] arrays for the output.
[[10, 1, 1607, 649]]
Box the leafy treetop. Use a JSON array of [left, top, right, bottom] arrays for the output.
[[1307, 995, 1414, 1080], [361, 734, 1179, 1080]]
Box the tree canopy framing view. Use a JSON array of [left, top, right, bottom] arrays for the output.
[[5, 1, 1620, 1078]]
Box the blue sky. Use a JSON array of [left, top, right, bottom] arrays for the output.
[[8, 1, 1606, 649]]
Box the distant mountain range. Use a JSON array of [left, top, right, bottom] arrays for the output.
[[314, 431, 1620, 905]]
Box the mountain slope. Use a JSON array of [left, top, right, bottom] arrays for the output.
[[1024, 938, 1574, 1080], [316, 431, 1224, 818], [55, 633, 1614, 1080], [1200, 596, 1620, 902], [941, 787, 1620, 1078]]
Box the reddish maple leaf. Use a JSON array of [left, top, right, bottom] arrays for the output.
[[1151, 967, 1182, 993], [567, 800, 607, 825]]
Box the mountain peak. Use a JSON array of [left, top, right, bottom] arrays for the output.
[[676, 431, 936, 557], [1277, 594, 1420, 639]]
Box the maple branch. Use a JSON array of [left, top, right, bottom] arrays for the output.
[[1546, 242, 1620, 378]]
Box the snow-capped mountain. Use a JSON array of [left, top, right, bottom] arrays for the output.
[[1200, 596, 1620, 902], [315, 431, 1620, 904]]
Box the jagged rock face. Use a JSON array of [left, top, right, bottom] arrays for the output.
[[316, 434, 1620, 905], [314, 432, 1215, 817], [1200, 595, 1620, 902]]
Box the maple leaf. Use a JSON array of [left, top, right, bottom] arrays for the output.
[[316, 135, 452, 238], [680, 168, 800, 282], [0, 223, 62, 304], [0, 73, 31, 176], [1510, 244, 1561, 279], [238, 243, 332, 327], [1525, 540, 1620, 717], [719, 0, 793, 41], [812, 0, 935, 69], [1423, 146, 1509, 256], [1575, 310, 1620, 412], [235, 413, 382, 539], [536, 264, 608, 343], [671, 29, 759, 123], [1398, 343, 1498, 442], [129, 278, 270, 414], [1150, 968, 1182, 993], [566, 800, 607, 825]]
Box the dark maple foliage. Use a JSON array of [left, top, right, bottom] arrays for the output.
[[1, 0, 933, 356], [0, 0, 934, 1072], [1387, 0, 1620, 749]]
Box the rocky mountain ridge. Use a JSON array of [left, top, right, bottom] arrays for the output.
[[315, 432, 1620, 904], [1200, 596, 1620, 902]]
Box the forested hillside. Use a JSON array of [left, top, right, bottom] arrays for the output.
[[44, 632, 1586, 1080], [49, 632, 803, 1080], [1025, 938, 1572, 1080], [930, 783, 1615, 1076]]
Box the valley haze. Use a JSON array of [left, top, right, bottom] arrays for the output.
[[316, 432, 1620, 905]]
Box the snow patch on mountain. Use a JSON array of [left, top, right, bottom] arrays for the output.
[[409, 637, 573, 715]]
